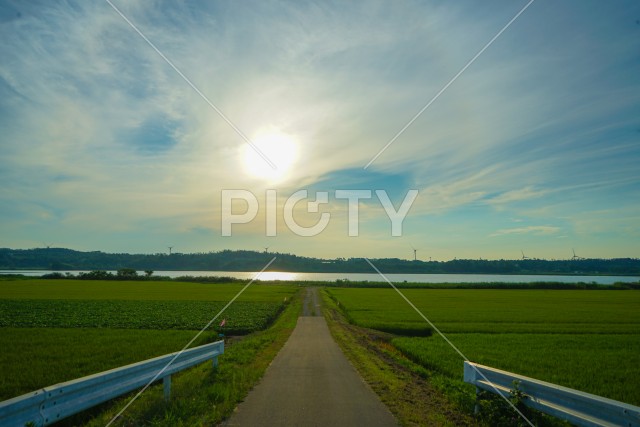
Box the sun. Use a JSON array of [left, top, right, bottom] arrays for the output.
[[243, 132, 298, 182]]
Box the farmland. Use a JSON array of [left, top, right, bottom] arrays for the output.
[[325, 288, 640, 406], [0, 279, 295, 301], [0, 300, 283, 332], [0, 328, 208, 401], [0, 280, 296, 333], [0, 279, 299, 406]]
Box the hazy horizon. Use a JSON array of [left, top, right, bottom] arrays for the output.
[[3, 246, 638, 264]]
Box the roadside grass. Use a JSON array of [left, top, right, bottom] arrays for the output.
[[82, 288, 303, 426], [0, 328, 210, 401], [321, 289, 477, 426]]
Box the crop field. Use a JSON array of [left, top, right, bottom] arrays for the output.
[[0, 328, 208, 401], [325, 288, 640, 406], [0, 280, 297, 333], [0, 279, 295, 301], [0, 300, 283, 332], [0, 279, 299, 402]]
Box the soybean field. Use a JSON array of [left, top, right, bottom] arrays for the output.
[[0, 279, 298, 401]]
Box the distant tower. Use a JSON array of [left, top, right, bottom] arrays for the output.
[[168, 246, 173, 255], [571, 248, 580, 260], [264, 247, 269, 253]]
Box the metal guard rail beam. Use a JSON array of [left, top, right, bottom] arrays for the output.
[[0, 340, 224, 427], [464, 361, 640, 427]]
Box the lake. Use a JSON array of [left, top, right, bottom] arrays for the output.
[[0, 270, 637, 284]]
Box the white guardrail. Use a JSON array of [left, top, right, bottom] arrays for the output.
[[0, 340, 224, 427], [464, 361, 640, 427]]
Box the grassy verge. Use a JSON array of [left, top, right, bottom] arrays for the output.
[[320, 289, 477, 426], [80, 287, 303, 426]]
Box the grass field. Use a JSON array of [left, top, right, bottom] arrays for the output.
[[0, 328, 211, 401], [326, 288, 640, 406], [327, 288, 640, 334], [0, 279, 299, 407], [0, 279, 295, 301]]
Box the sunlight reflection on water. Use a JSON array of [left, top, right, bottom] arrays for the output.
[[0, 270, 638, 284], [253, 271, 299, 281]]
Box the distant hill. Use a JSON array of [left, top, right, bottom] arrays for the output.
[[0, 248, 639, 276]]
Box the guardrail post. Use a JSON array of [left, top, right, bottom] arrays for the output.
[[463, 362, 482, 415], [163, 375, 171, 401], [213, 356, 218, 368]]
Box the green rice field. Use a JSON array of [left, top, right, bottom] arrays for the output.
[[0, 328, 207, 401], [325, 287, 640, 405]]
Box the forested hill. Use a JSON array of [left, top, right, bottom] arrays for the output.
[[1, 248, 639, 276]]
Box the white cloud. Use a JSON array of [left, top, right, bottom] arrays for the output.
[[487, 186, 548, 207], [0, 1, 639, 258], [491, 225, 561, 237]]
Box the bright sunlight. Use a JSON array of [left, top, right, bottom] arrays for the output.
[[243, 132, 298, 182]]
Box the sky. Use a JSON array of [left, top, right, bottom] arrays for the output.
[[1, 0, 639, 261]]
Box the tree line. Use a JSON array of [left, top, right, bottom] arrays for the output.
[[1, 248, 639, 275]]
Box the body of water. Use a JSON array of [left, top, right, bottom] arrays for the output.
[[0, 270, 637, 284]]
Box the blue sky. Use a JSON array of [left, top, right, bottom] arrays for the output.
[[1, 0, 639, 260]]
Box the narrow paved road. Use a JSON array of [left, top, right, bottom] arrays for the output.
[[224, 288, 397, 427]]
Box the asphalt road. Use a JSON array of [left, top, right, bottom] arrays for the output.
[[224, 288, 397, 427]]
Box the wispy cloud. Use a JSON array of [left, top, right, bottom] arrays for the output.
[[487, 186, 548, 207], [491, 225, 561, 237], [0, 0, 639, 258]]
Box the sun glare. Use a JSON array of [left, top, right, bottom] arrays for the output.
[[243, 133, 298, 182], [256, 271, 299, 281]]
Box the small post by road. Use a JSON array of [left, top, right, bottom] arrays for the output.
[[163, 375, 171, 401]]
